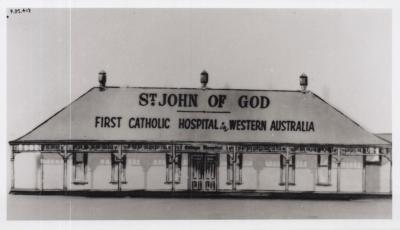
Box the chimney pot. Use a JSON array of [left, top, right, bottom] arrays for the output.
[[200, 70, 209, 89], [98, 70, 107, 90], [299, 73, 308, 92]]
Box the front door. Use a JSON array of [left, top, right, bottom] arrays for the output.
[[190, 154, 218, 191]]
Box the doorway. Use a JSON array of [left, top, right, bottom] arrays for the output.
[[189, 154, 218, 191]]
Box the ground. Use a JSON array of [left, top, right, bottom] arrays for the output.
[[7, 195, 391, 220]]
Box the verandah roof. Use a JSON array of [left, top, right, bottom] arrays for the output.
[[10, 87, 389, 146], [375, 133, 392, 144]]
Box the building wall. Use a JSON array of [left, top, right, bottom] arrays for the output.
[[14, 152, 41, 189], [175, 153, 189, 191], [123, 154, 145, 190], [237, 154, 320, 191], [88, 153, 114, 190], [366, 157, 391, 193], [289, 154, 317, 191], [69, 152, 176, 191], [218, 153, 231, 190], [314, 163, 337, 192], [237, 154, 282, 191], [379, 158, 391, 193], [123, 153, 170, 191], [224, 153, 379, 193], [340, 156, 363, 192], [42, 153, 63, 190]]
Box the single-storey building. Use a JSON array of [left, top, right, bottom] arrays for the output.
[[9, 72, 392, 197]]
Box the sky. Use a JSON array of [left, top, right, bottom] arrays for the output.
[[6, 8, 391, 140]]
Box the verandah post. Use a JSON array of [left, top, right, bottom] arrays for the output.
[[40, 151, 44, 191], [390, 159, 392, 194], [171, 144, 176, 192], [62, 146, 68, 191], [10, 148, 15, 191], [336, 148, 341, 193], [362, 153, 366, 193], [232, 146, 237, 191], [389, 149, 392, 194], [117, 144, 122, 192], [285, 146, 290, 192]]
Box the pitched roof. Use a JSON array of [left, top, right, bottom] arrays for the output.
[[11, 86, 389, 146]]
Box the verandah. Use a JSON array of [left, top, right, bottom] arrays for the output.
[[9, 142, 392, 194]]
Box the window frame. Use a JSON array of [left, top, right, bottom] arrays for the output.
[[365, 147, 382, 165], [279, 155, 296, 186], [226, 153, 243, 185], [72, 152, 88, 185], [316, 154, 332, 186], [110, 154, 127, 184], [165, 153, 182, 184]]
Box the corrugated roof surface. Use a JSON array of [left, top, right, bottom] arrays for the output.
[[12, 87, 388, 146]]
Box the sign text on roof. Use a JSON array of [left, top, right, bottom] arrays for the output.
[[94, 91, 315, 133]]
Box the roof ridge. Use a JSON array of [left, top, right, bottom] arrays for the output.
[[97, 86, 303, 92]]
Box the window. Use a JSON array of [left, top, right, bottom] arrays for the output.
[[165, 153, 182, 184], [227, 153, 243, 185], [110, 154, 127, 184], [73, 152, 88, 184], [280, 155, 295, 185], [317, 154, 332, 186], [366, 147, 382, 165]]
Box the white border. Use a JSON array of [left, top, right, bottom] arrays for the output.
[[1, 1, 399, 230]]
